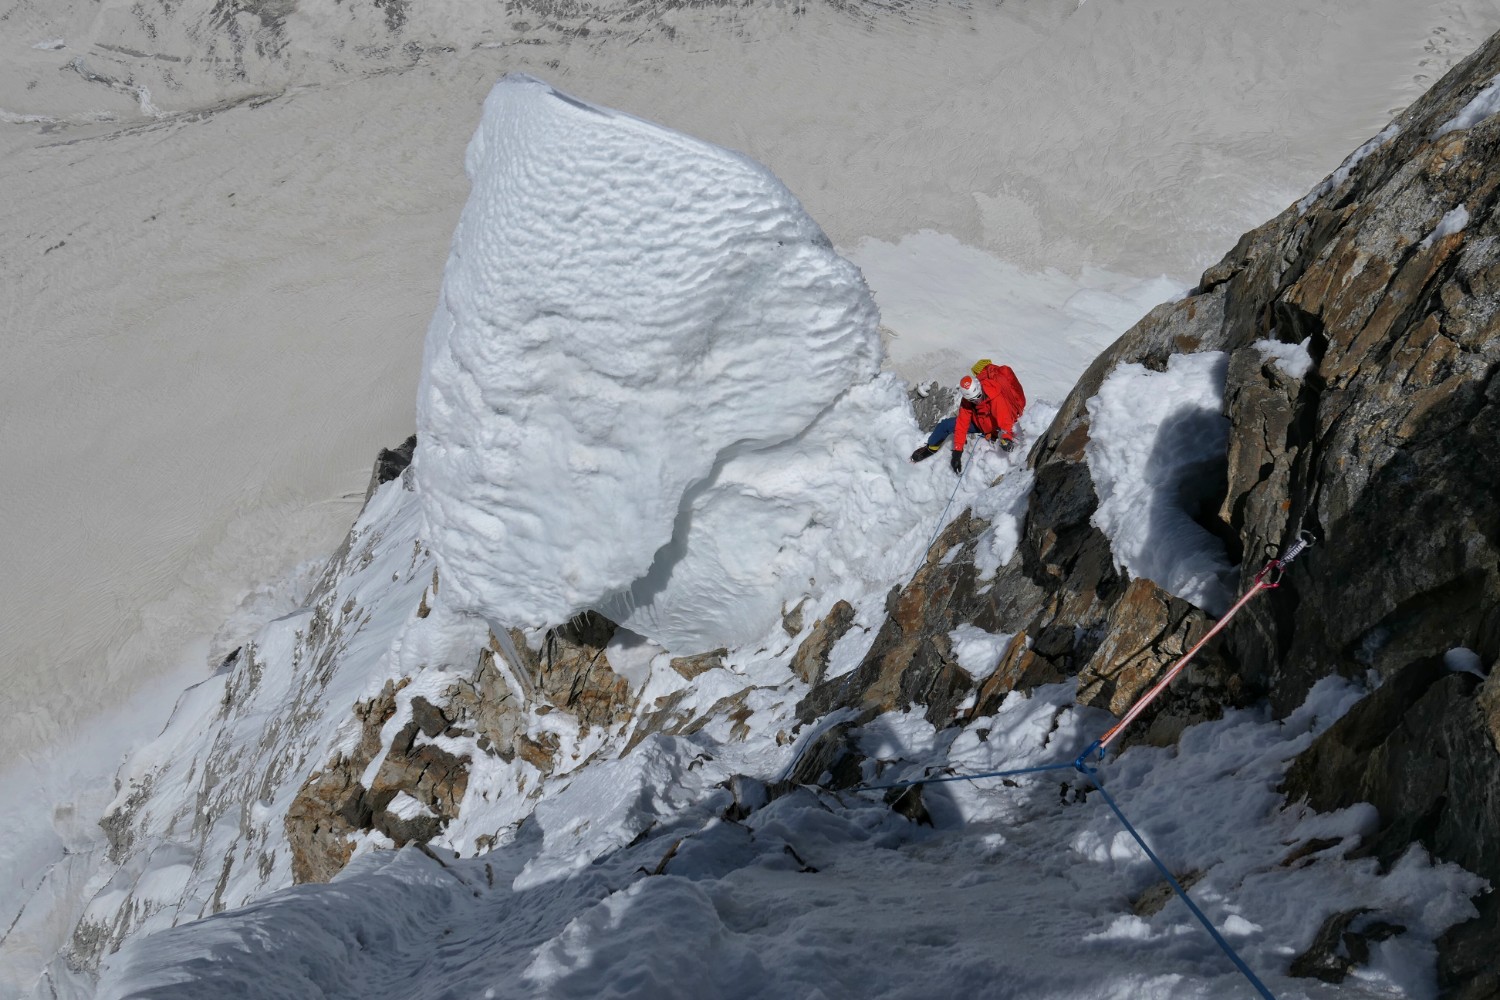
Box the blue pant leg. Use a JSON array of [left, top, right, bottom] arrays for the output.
[[926, 416, 957, 449]]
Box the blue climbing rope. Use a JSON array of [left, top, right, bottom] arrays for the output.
[[861, 760, 1078, 792], [854, 754, 1279, 999], [1086, 773, 1278, 1000]]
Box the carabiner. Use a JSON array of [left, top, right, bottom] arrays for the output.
[[1254, 560, 1285, 588]]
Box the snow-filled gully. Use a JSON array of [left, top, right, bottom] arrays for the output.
[[846, 532, 1319, 1000]]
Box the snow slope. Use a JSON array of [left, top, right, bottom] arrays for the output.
[[96, 680, 1485, 1000]]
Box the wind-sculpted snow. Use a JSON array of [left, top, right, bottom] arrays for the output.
[[604, 376, 969, 651], [415, 75, 901, 652]]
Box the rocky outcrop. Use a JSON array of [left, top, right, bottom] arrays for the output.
[[365, 433, 417, 501], [505, 612, 635, 736], [1291, 908, 1407, 984], [799, 28, 1500, 991], [790, 600, 856, 686], [909, 381, 961, 433], [284, 680, 402, 885], [797, 511, 1031, 728], [1071, 579, 1237, 748], [285, 678, 477, 884], [286, 608, 639, 884], [1283, 654, 1500, 997]]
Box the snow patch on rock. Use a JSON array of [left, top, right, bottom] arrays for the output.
[[1085, 352, 1235, 615], [1435, 73, 1500, 138], [1421, 205, 1470, 248], [948, 624, 1014, 682], [1252, 338, 1313, 380]]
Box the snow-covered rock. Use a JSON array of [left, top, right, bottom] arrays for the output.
[[62, 475, 441, 979]]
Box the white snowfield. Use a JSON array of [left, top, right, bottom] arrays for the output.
[[416, 75, 945, 654]]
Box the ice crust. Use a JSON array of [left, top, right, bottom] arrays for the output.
[[414, 75, 884, 652]]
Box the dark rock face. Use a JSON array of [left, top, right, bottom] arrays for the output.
[[798, 29, 1500, 991], [1282, 657, 1500, 878], [366, 433, 418, 500], [1291, 909, 1407, 984], [1285, 656, 1500, 997]]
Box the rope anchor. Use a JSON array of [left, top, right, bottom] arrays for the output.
[[1254, 528, 1315, 588], [1092, 529, 1316, 755]]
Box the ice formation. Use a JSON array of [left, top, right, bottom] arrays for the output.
[[415, 75, 899, 652]]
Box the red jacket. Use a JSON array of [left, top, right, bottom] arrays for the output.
[[954, 364, 1026, 451]]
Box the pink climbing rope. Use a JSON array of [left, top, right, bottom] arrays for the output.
[[1092, 531, 1315, 754]]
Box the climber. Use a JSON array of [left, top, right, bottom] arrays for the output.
[[910, 359, 1027, 473]]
